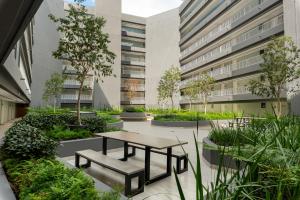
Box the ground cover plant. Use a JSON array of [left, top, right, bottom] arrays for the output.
[[46, 126, 94, 140], [123, 107, 145, 113], [3, 158, 120, 200], [97, 112, 121, 123], [154, 112, 237, 121], [175, 117, 300, 199]]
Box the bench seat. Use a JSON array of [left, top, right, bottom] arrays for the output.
[[127, 143, 188, 174], [75, 149, 144, 197]]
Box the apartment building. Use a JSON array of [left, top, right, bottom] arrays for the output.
[[179, 0, 300, 115], [62, 0, 180, 109], [0, 0, 43, 124], [121, 15, 146, 108]]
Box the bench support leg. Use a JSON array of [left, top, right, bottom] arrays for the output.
[[166, 147, 172, 176], [124, 171, 145, 197], [176, 156, 188, 174], [120, 142, 129, 161], [145, 146, 151, 183]]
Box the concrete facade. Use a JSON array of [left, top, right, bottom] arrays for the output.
[[31, 0, 65, 107], [145, 9, 181, 108], [93, 0, 122, 108], [178, 0, 298, 115]]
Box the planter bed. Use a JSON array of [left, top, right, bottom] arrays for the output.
[[120, 112, 147, 121], [202, 137, 245, 169], [151, 120, 210, 127], [57, 137, 123, 157], [107, 121, 124, 129]]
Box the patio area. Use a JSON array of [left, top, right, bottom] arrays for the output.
[[62, 120, 216, 200]]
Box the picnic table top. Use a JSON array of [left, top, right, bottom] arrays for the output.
[[96, 131, 188, 150]]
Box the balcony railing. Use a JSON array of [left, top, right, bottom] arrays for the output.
[[180, 0, 268, 57], [181, 14, 283, 72], [61, 94, 93, 101], [122, 71, 145, 78], [64, 79, 92, 87]]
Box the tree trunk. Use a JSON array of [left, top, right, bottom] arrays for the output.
[[189, 100, 192, 111], [53, 97, 56, 113], [204, 95, 207, 115], [171, 96, 174, 110], [77, 82, 84, 125]]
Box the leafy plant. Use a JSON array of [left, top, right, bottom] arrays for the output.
[[82, 116, 107, 133], [3, 123, 57, 159], [43, 73, 66, 113], [46, 126, 93, 140], [182, 80, 199, 110], [154, 112, 237, 121], [157, 66, 181, 109], [248, 36, 300, 117], [123, 107, 145, 113], [49, 0, 116, 125], [97, 113, 121, 123], [3, 158, 117, 200]]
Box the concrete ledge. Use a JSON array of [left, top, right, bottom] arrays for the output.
[[0, 162, 16, 200], [151, 120, 210, 127], [56, 137, 123, 157], [202, 137, 245, 169], [107, 121, 124, 129], [120, 112, 147, 121]]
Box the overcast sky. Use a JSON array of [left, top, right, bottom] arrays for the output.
[[65, 0, 183, 17]]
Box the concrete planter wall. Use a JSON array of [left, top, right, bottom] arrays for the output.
[[202, 137, 245, 169], [107, 121, 124, 129], [56, 137, 123, 157], [151, 120, 210, 127], [120, 112, 147, 121]]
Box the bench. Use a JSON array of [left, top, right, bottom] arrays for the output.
[[127, 144, 188, 174], [75, 149, 144, 197]]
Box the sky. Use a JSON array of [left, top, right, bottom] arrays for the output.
[[65, 0, 183, 17]]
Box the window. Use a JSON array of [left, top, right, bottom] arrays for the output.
[[261, 102, 266, 108]]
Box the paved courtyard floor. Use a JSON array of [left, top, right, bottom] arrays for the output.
[[64, 120, 217, 200]]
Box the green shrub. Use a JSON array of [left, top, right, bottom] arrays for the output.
[[27, 107, 71, 114], [97, 113, 121, 123], [3, 158, 115, 200], [123, 107, 145, 113], [154, 112, 237, 121], [46, 126, 93, 140], [82, 117, 107, 133], [3, 123, 57, 159], [21, 113, 76, 130]]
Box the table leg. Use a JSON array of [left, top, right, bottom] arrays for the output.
[[102, 137, 107, 155], [145, 146, 151, 183], [123, 142, 128, 161], [166, 147, 172, 176]]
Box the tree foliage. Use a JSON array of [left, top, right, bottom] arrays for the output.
[[248, 36, 300, 117], [43, 73, 65, 113], [157, 66, 181, 109], [182, 80, 199, 110], [49, 0, 115, 124], [195, 74, 215, 114]]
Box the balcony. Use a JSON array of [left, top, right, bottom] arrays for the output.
[[180, 0, 281, 59], [121, 84, 145, 91], [121, 97, 145, 105], [63, 65, 93, 76], [122, 30, 145, 39], [61, 94, 93, 104], [63, 79, 93, 89], [181, 14, 283, 74], [121, 42, 146, 53], [122, 70, 145, 79], [180, 86, 287, 104]]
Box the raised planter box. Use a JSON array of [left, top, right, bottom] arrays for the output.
[[69, 111, 97, 118], [56, 137, 123, 157], [107, 121, 124, 129], [202, 137, 245, 169], [120, 112, 147, 121], [151, 120, 210, 127]]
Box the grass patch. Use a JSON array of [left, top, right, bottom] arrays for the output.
[[46, 126, 94, 140], [97, 112, 121, 123]]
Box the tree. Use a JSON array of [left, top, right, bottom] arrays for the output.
[[49, 0, 115, 125], [43, 73, 65, 113], [248, 36, 300, 117], [195, 74, 215, 114], [182, 80, 199, 110], [157, 66, 181, 109]]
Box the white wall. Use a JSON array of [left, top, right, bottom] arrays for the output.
[[145, 9, 181, 108], [93, 0, 122, 108], [283, 0, 300, 115]]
